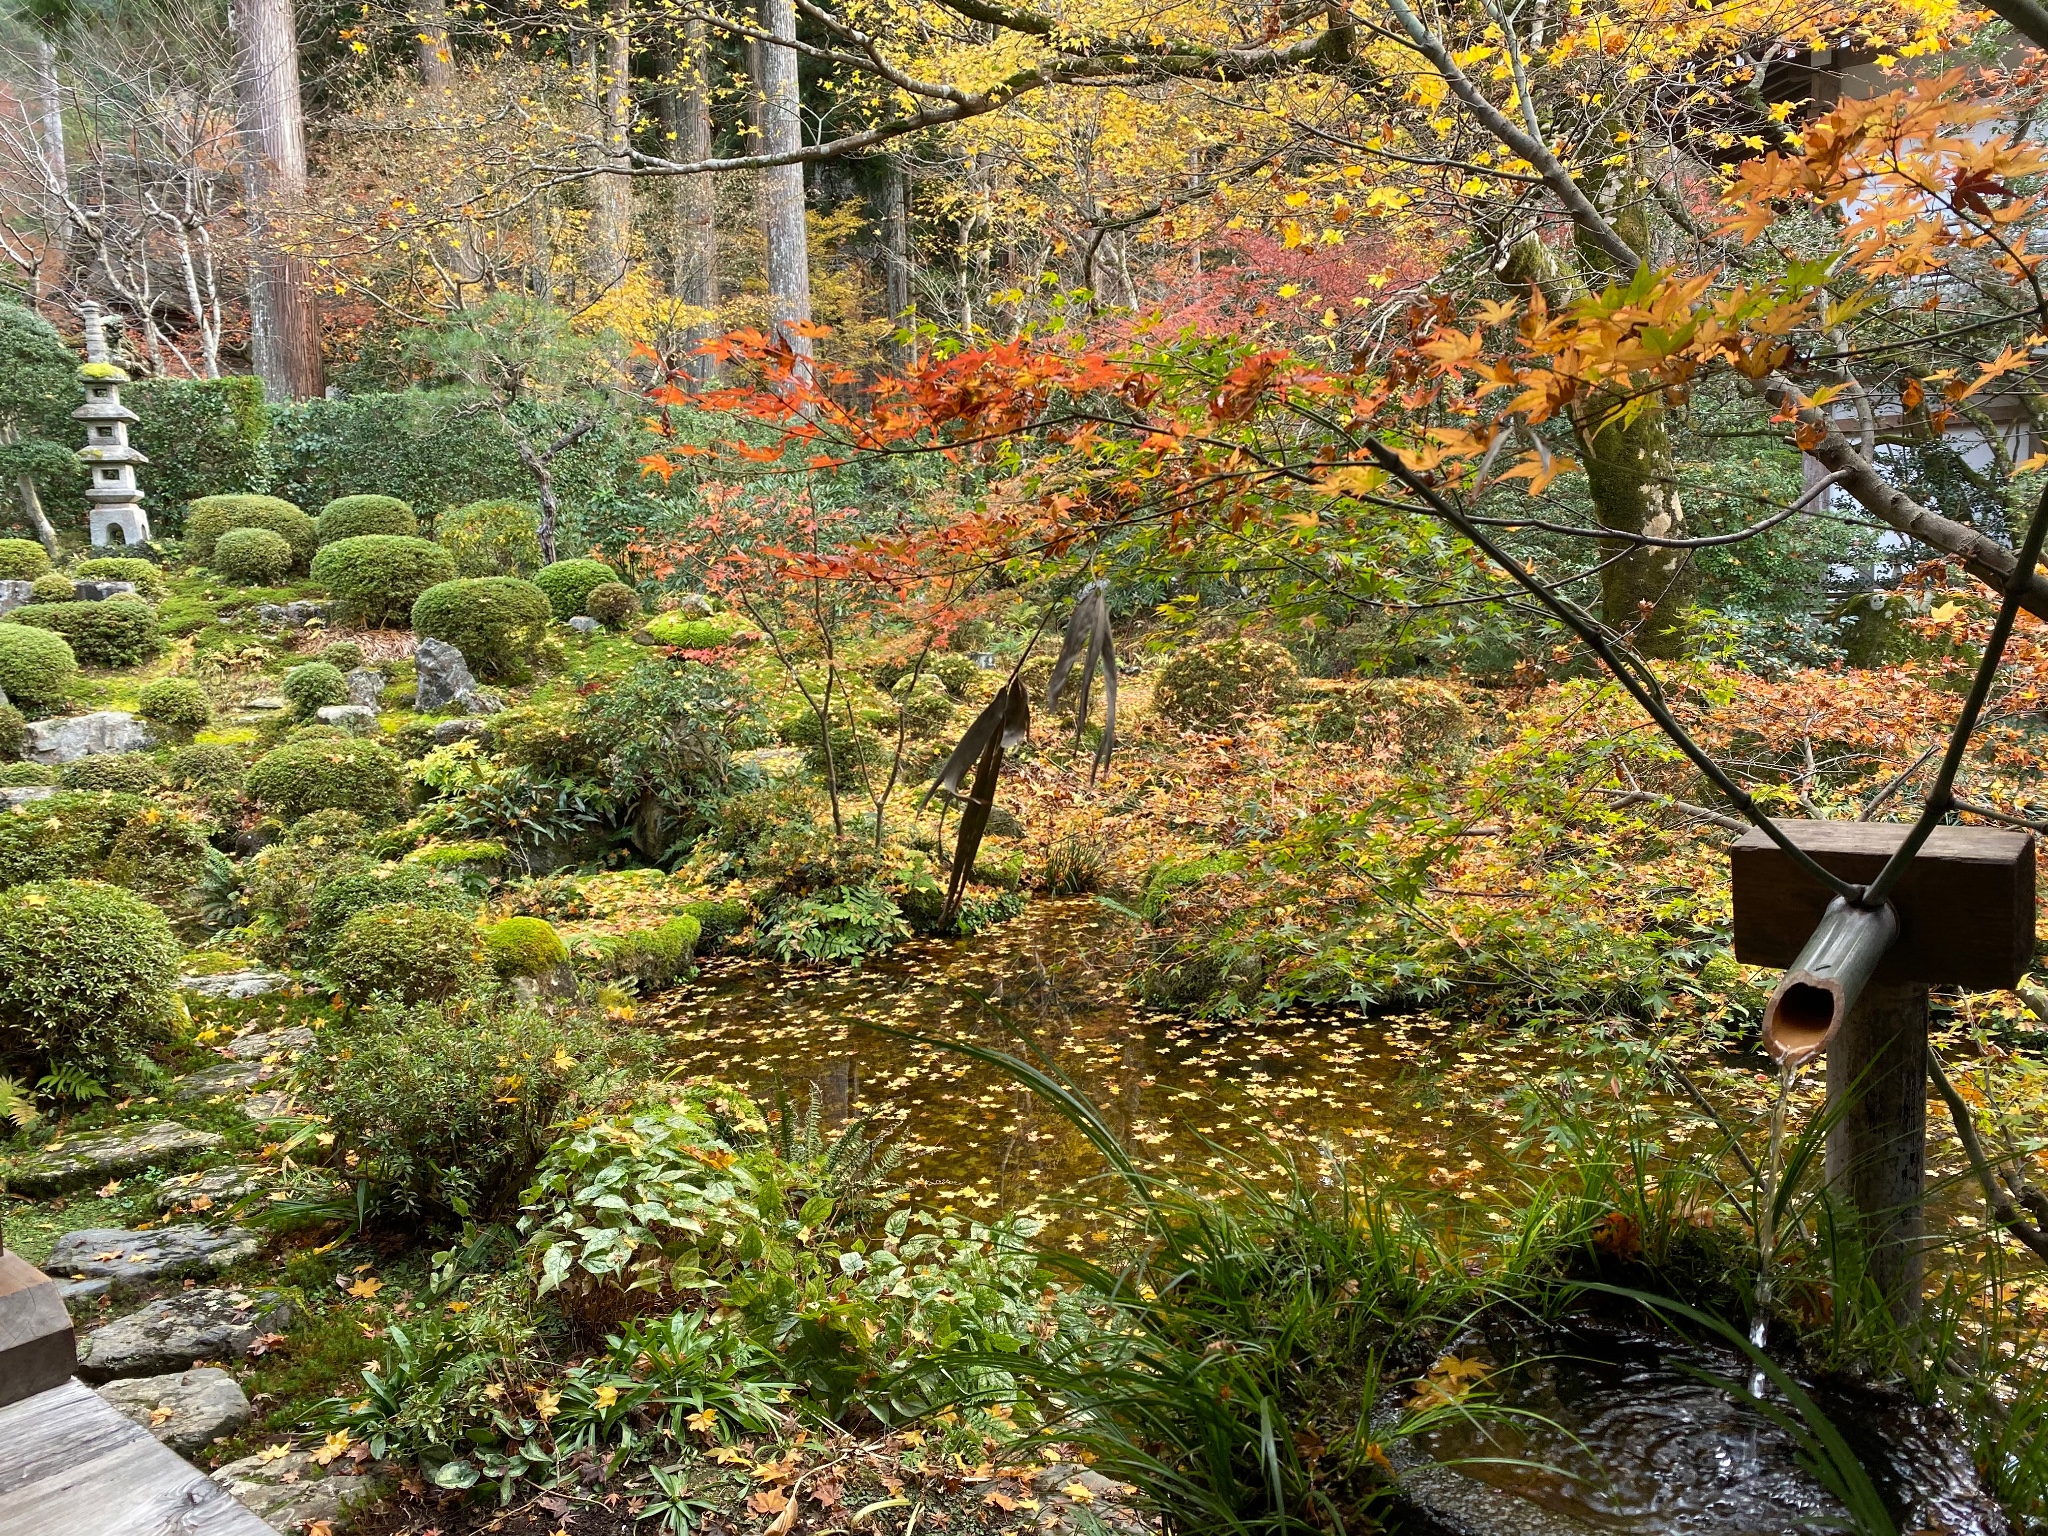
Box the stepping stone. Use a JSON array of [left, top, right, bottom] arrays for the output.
[[156, 1165, 267, 1215], [213, 1446, 389, 1532], [244, 696, 287, 711], [46, 1224, 259, 1296], [180, 969, 292, 1000], [57, 1276, 111, 1305], [239, 1090, 306, 1122], [4, 1121, 223, 1196], [223, 1025, 316, 1061], [98, 1367, 252, 1455], [77, 1287, 292, 1382], [172, 1059, 276, 1102]]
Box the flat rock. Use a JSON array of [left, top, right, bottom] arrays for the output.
[[99, 1367, 252, 1455], [431, 716, 485, 744], [414, 636, 476, 711], [6, 1119, 223, 1196], [244, 696, 287, 711], [255, 600, 328, 628], [173, 1058, 277, 1101], [47, 1223, 259, 1294], [22, 709, 152, 764], [567, 615, 601, 634], [74, 579, 139, 601], [343, 667, 387, 708], [314, 704, 379, 734], [58, 1276, 111, 1305], [214, 1447, 389, 1532], [0, 578, 33, 615], [157, 1165, 268, 1215], [223, 1025, 317, 1060], [78, 1287, 292, 1382], [180, 968, 292, 999], [0, 785, 55, 806]]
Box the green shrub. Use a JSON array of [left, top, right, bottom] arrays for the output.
[[582, 581, 638, 628], [0, 538, 51, 581], [483, 916, 568, 978], [0, 622, 77, 709], [318, 641, 364, 671], [0, 879, 180, 1073], [59, 753, 163, 794], [237, 840, 369, 966], [586, 915, 700, 988], [125, 375, 268, 521], [410, 577, 552, 679], [102, 808, 213, 914], [1153, 637, 1302, 729], [309, 863, 472, 949], [73, 558, 169, 601], [930, 652, 981, 696], [439, 499, 543, 578], [317, 494, 416, 544], [29, 572, 73, 602], [281, 661, 348, 718], [244, 736, 405, 822], [166, 742, 246, 790], [136, 677, 211, 741], [645, 610, 747, 649], [184, 493, 316, 569], [318, 999, 613, 1221], [327, 903, 483, 1006], [211, 525, 294, 585], [757, 885, 907, 964], [532, 559, 618, 621], [310, 535, 455, 626], [0, 792, 144, 888], [0, 761, 52, 787], [680, 898, 750, 952], [0, 703, 22, 759], [286, 807, 369, 853], [3, 596, 162, 666]]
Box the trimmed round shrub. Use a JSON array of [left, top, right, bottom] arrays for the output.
[[533, 559, 619, 622], [30, 573, 74, 602], [1152, 637, 1302, 729], [439, 499, 542, 578], [103, 809, 212, 913], [583, 581, 639, 628], [0, 538, 50, 581], [244, 735, 405, 822], [3, 596, 162, 666], [211, 525, 294, 586], [0, 878, 180, 1073], [317, 494, 417, 544], [327, 903, 483, 1006], [185, 494, 317, 569], [74, 557, 168, 600], [137, 677, 212, 742], [410, 577, 552, 679], [0, 703, 22, 760], [281, 661, 349, 718], [167, 741, 246, 790], [285, 807, 368, 853], [0, 792, 145, 889], [318, 641, 364, 671], [60, 753, 164, 793], [482, 916, 569, 978], [311, 535, 456, 627], [0, 623, 77, 710]]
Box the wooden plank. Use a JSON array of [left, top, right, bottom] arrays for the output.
[[0, 1252, 77, 1408], [0, 1380, 279, 1536], [1730, 820, 2036, 988]]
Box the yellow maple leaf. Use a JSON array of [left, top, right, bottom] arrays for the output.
[[1060, 1481, 1097, 1505], [346, 1276, 383, 1299], [311, 1429, 352, 1467], [535, 1389, 562, 1423], [594, 1384, 618, 1410], [256, 1444, 292, 1463], [684, 1407, 719, 1437]]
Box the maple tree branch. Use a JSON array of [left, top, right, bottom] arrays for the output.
[[1928, 1048, 2048, 1264], [1586, 787, 1747, 833]]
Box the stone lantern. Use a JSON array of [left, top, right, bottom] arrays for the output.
[[73, 301, 151, 547]]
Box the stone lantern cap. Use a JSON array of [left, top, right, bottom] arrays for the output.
[[79, 360, 131, 384], [78, 442, 148, 465], [74, 398, 139, 423]]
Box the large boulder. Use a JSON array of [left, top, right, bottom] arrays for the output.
[[343, 667, 387, 708], [77, 1287, 292, 1381], [46, 1224, 259, 1296], [0, 579, 34, 615], [22, 709, 152, 764], [98, 1367, 252, 1455], [4, 1120, 222, 1196], [413, 636, 476, 711], [73, 580, 139, 602]]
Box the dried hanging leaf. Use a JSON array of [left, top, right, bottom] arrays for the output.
[[934, 680, 1029, 931], [1045, 581, 1118, 781]]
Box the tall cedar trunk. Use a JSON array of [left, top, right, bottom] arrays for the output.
[[589, 4, 633, 290], [33, 37, 70, 299], [413, 0, 453, 88], [677, 22, 717, 381], [758, 0, 812, 373], [879, 156, 913, 365], [1571, 162, 1691, 657], [229, 0, 324, 400]]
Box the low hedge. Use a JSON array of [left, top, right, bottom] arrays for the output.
[[0, 624, 77, 710], [244, 736, 406, 822], [410, 577, 552, 678], [2, 596, 161, 666], [311, 535, 456, 626], [317, 494, 417, 544], [185, 494, 318, 569]]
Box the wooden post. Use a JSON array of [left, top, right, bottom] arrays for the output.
[[1824, 981, 1928, 1320]]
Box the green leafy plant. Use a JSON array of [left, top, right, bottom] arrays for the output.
[[73, 557, 169, 600], [439, 498, 543, 578], [0, 537, 52, 581], [757, 882, 908, 965]]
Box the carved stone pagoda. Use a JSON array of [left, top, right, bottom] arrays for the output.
[[73, 302, 151, 547]]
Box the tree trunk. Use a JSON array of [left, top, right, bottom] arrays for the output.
[[229, 0, 324, 400], [671, 22, 718, 383], [1825, 982, 1928, 1322], [879, 156, 912, 365], [758, 0, 811, 374], [413, 0, 453, 88], [14, 472, 60, 561], [589, 3, 633, 291], [32, 37, 70, 300]]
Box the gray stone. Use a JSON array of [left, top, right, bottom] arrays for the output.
[[156, 1165, 268, 1215], [431, 716, 485, 744], [78, 1287, 292, 1382], [223, 1025, 317, 1060], [5, 1120, 223, 1196], [22, 709, 152, 765], [343, 667, 387, 708], [413, 636, 476, 711], [457, 686, 504, 716], [73, 579, 139, 602], [0, 578, 34, 615], [0, 785, 56, 806], [47, 1224, 259, 1295], [673, 592, 715, 617], [99, 1367, 252, 1454], [567, 615, 601, 635], [57, 1276, 110, 1305], [244, 696, 287, 711], [214, 1447, 389, 1532], [180, 969, 292, 1000], [254, 600, 328, 628], [172, 1058, 278, 1101], [313, 704, 378, 734]]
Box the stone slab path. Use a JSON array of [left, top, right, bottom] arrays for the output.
[[5, 1122, 222, 1197], [77, 1287, 292, 1383], [45, 1225, 258, 1298], [97, 1367, 252, 1456]]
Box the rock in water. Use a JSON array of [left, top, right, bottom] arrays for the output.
[[98, 1368, 251, 1454], [22, 709, 152, 764], [77, 1288, 292, 1382], [343, 667, 387, 707], [4, 1120, 223, 1196], [413, 636, 477, 711], [46, 1224, 259, 1295]]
